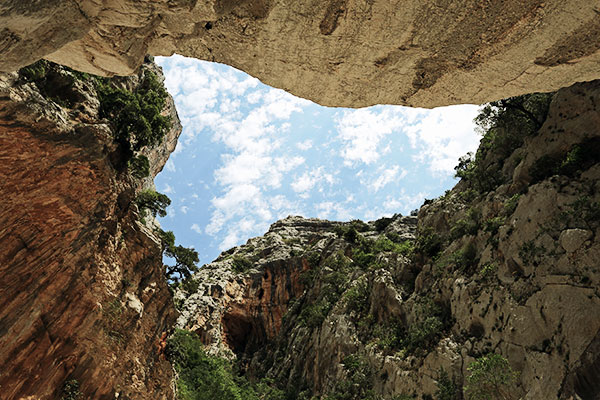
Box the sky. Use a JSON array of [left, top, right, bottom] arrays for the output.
[[154, 55, 481, 266]]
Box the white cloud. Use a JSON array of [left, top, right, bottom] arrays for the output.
[[367, 165, 407, 191], [164, 159, 176, 172], [403, 105, 479, 175], [191, 223, 202, 234], [335, 107, 405, 166], [296, 140, 313, 150], [162, 183, 174, 194], [180, 205, 189, 214], [291, 167, 335, 194]]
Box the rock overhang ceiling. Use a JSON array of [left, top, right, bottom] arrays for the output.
[[1, 0, 599, 108]]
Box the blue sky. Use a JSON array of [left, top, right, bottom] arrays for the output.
[[154, 55, 481, 266]]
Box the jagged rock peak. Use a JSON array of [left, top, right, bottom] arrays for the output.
[[2, 0, 600, 107]]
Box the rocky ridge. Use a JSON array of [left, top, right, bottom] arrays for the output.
[[2, 0, 600, 107], [0, 60, 179, 399], [176, 80, 600, 399]]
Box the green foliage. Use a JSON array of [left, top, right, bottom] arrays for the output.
[[518, 240, 544, 266], [369, 319, 404, 352], [128, 155, 150, 178], [98, 70, 171, 157], [157, 229, 199, 284], [455, 93, 554, 193], [479, 263, 497, 279], [483, 216, 504, 236], [232, 255, 254, 272], [464, 354, 518, 400], [415, 227, 443, 259], [60, 379, 82, 400], [167, 329, 285, 400], [503, 194, 521, 216], [345, 279, 370, 317], [374, 216, 394, 232], [529, 138, 600, 183], [435, 369, 459, 400], [165, 245, 199, 282], [19, 59, 49, 82], [404, 316, 444, 354], [299, 254, 351, 328], [563, 196, 600, 228], [137, 189, 171, 217], [450, 208, 481, 240], [324, 354, 379, 400], [181, 278, 200, 294]]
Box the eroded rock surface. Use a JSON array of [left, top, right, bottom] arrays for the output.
[[2, 0, 600, 107], [177, 80, 600, 399], [0, 61, 179, 399]]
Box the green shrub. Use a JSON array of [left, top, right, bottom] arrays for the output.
[[167, 329, 283, 400], [404, 316, 444, 353], [345, 279, 370, 317], [464, 354, 518, 400], [455, 93, 554, 193], [324, 354, 378, 400], [518, 240, 544, 266], [60, 379, 82, 400], [479, 263, 497, 279], [136, 189, 171, 217], [232, 255, 253, 272], [157, 229, 198, 284], [128, 155, 150, 178], [98, 70, 171, 157], [19, 59, 49, 82], [374, 217, 394, 232], [529, 138, 600, 183], [450, 208, 481, 239], [483, 216, 504, 235], [435, 368, 459, 400], [415, 227, 443, 259], [503, 194, 521, 216]]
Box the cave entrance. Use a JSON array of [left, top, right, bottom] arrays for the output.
[[221, 310, 256, 354]]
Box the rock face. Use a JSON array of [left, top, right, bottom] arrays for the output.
[[2, 0, 600, 107], [0, 60, 179, 399], [177, 80, 600, 399]]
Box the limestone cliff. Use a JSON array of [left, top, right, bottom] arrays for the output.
[[176, 80, 600, 399], [1, 0, 600, 107], [0, 60, 179, 399]]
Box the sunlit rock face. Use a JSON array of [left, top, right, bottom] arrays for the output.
[[176, 80, 600, 399], [0, 61, 179, 399], [1, 0, 600, 107]]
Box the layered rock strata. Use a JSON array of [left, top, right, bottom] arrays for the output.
[[177, 79, 600, 399], [2, 0, 600, 107], [0, 61, 179, 399]]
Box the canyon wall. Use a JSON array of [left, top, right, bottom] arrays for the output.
[[1, 0, 600, 107], [0, 61, 179, 399], [176, 80, 600, 399]]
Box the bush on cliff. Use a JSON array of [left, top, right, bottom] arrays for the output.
[[455, 92, 554, 193], [98, 70, 171, 159], [157, 229, 199, 285], [136, 189, 171, 217]]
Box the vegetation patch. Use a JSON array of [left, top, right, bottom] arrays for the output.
[[529, 138, 600, 183], [98, 70, 172, 160], [464, 354, 518, 400], [167, 329, 285, 400], [455, 93, 554, 194]]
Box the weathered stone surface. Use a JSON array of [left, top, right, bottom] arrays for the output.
[[559, 228, 593, 253], [0, 61, 179, 399], [2, 1, 600, 107]]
